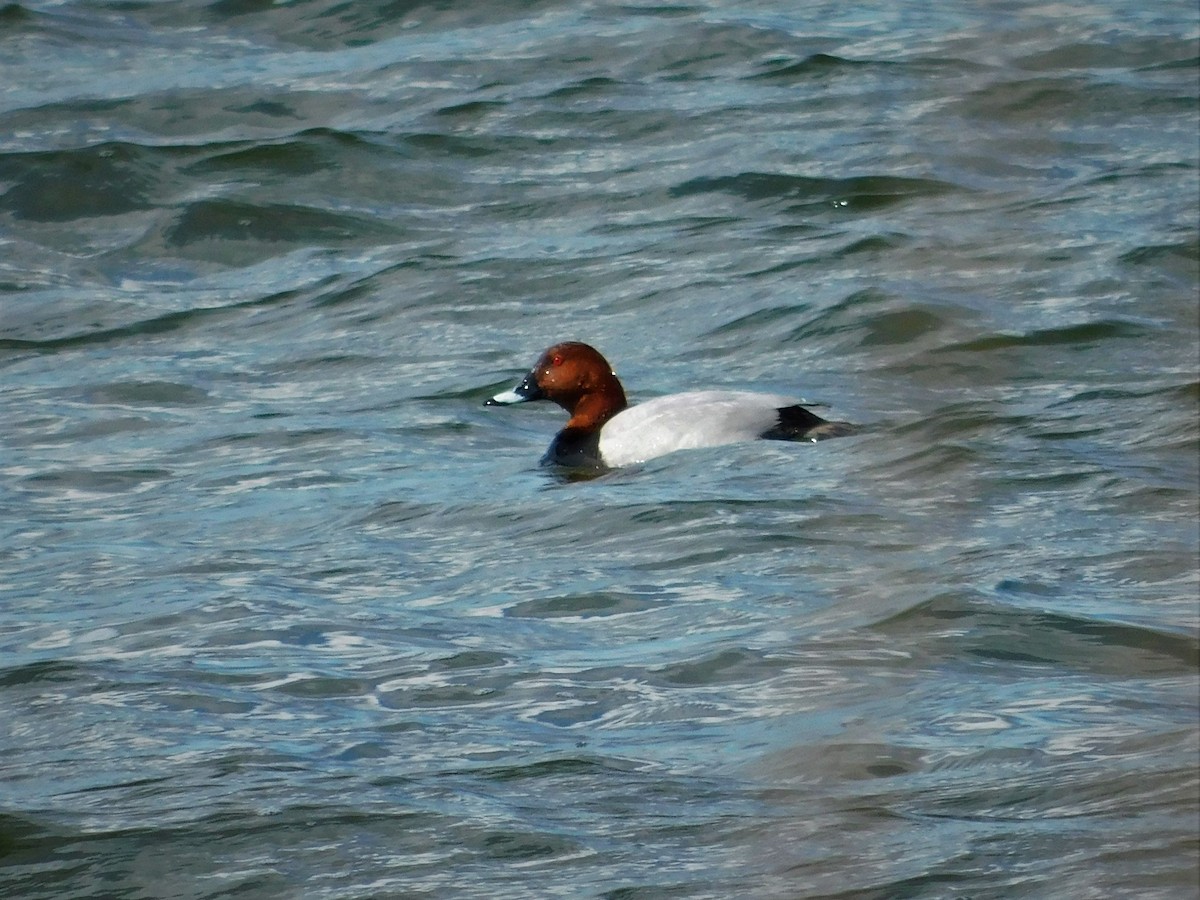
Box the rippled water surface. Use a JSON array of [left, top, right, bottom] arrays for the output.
[[2, 1, 1198, 897]]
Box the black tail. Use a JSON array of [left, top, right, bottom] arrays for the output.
[[763, 404, 855, 442]]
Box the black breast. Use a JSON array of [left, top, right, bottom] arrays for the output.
[[543, 427, 606, 468]]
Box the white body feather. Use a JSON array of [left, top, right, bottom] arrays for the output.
[[597, 390, 798, 467]]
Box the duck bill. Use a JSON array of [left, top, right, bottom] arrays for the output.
[[485, 371, 545, 406]]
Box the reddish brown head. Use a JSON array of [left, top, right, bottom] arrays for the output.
[[486, 341, 628, 430]]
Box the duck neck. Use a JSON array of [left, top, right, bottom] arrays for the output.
[[565, 378, 627, 431]]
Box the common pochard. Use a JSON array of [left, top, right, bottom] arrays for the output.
[[485, 341, 853, 468]]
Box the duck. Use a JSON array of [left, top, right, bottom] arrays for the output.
[[485, 341, 853, 468]]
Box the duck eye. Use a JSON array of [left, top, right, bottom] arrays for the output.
[[551, 354, 564, 367]]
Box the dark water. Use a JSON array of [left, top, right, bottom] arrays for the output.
[[2, 1, 1198, 897]]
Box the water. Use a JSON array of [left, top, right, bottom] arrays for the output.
[[2, 1, 1198, 897]]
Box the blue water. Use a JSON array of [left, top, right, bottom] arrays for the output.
[[2, 1, 1198, 897]]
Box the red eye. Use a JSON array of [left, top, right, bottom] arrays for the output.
[[551, 354, 564, 367]]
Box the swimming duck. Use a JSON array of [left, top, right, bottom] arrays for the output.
[[486, 341, 853, 468]]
